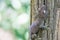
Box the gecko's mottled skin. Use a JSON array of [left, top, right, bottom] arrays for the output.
[[30, 5, 49, 40]]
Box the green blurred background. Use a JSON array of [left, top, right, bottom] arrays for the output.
[[0, 0, 30, 40]]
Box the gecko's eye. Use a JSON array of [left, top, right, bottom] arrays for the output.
[[43, 10, 46, 14]]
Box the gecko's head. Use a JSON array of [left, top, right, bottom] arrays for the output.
[[38, 5, 49, 19]]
